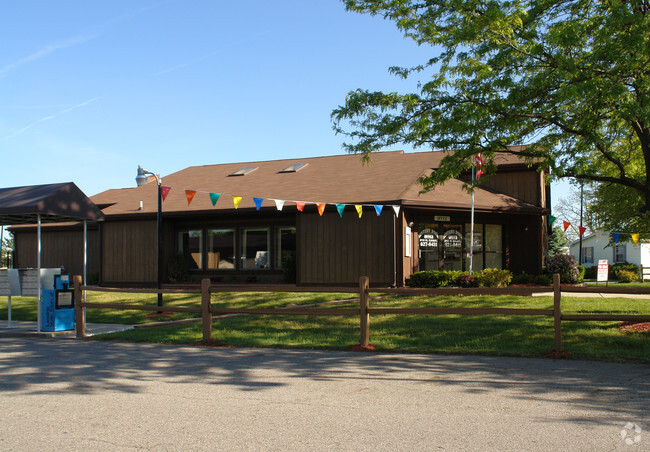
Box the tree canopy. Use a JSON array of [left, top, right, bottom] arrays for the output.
[[332, 0, 650, 227]]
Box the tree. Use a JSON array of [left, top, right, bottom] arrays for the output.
[[548, 224, 570, 256], [332, 0, 650, 227], [554, 183, 601, 241], [1, 232, 14, 268]]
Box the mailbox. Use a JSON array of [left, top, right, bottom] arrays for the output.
[[41, 274, 74, 331]]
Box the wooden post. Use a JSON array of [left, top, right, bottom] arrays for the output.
[[73, 275, 85, 338], [553, 273, 562, 352], [359, 276, 370, 347], [201, 278, 212, 341]]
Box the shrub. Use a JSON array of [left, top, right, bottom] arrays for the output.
[[577, 265, 586, 283], [281, 251, 296, 283], [609, 262, 639, 279], [476, 268, 513, 287], [457, 273, 479, 287], [512, 273, 535, 285], [583, 266, 597, 279], [615, 269, 638, 283], [533, 274, 553, 286], [546, 253, 579, 284], [407, 270, 462, 288], [167, 253, 189, 283]]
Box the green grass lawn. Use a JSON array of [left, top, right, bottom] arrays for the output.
[[584, 280, 650, 288], [2, 292, 648, 362]]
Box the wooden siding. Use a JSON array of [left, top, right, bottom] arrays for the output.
[[504, 216, 542, 274], [481, 170, 540, 205], [14, 228, 100, 279], [102, 220, 156, 283], [297, 211, 394, 285]]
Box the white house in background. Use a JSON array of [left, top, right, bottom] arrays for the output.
[[568, 230, 650, 268]]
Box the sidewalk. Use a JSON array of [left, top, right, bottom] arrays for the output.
[[0, 320, 133, 337]]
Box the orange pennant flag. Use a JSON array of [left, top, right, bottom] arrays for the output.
[[316, 203, 326, 216], [232, 196, 242, 209], [295, 201, 305, 212], [355, 204, 363, 218], [185, 190, 196, 206], [563, 221, 571, 232], [631, 233, 640, 245]]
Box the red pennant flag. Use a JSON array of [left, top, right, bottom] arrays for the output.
[[578, 226, 586, 237], [476, 169, 483, 180], [185, 190, 196, 206], [563, 221, 571, 232], [295, 201, 305, 212], [316, 203, 325, 216], [161, 186, 171, 201]]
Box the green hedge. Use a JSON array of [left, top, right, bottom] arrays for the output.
[[407, 268, 513, 288]]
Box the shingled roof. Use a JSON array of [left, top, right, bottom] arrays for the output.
[[91, 150, 545, 217]]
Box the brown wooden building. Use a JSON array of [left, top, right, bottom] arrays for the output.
[[12, 151, 550, 286]]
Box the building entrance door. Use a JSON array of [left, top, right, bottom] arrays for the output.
[[418, 223, 463, 271]]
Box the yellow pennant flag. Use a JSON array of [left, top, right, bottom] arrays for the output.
[[631, 233, 640, 245], [355, 204, 363, 218], [232, 196, 242, 209]]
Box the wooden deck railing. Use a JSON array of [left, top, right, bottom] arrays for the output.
[[73, 274, 650, 353]]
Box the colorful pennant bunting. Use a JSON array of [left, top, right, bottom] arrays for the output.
[[355, 204, 363, 218], [549, 215, 556, 227], [274, 199, 285, 211], [392, 205, 400, 217], [336, 204, 345, 218], [209, 193, 220, 206], [232, 196, 242, 209], [185, 190, 196, 206], [578, 226, 586, 237], [632, 233, 640, 245], [253, 198, 263, 210], [563, 221, 571, 232], [612, 232, 620, 243], [161, 186, 171, 201], [295, 201, 305, 212], [374, 205, 383, 216], [317, 203, 326, 216]]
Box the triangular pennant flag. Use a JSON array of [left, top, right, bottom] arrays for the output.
[[209, 193, 220, 206], [253, 198, 263, 210], [295, 201, 305, 212], [274, 199, 285, 211], [578, 226, 586, 237], [563, 220, 571, 232], [612, 232, 620, 243], [476, 169, 483, 180], [336, 204, 345, 218], [355, 204, 363, 218], [232, 196, 242, 209], [161, 186, 171, 201], [632, 233, 640, 245], [549, 215, 556, 227], [316, 203, 326, 216], [185, 190, 197, 206], [392, 205, 400, 216], [374, 205, 383, 216]]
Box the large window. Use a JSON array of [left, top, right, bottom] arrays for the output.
[[208, 229, 235, 269], [178, 230, 203, 270], [485, 224, 503, 268], [276, 227, 296, 268], [583, 247, 594, 264], [614, 244, 627, 263], [241, 228, 270, 269], [464, 223, 483, 272]]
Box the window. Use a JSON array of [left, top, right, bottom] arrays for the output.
[[464, 223, 484, 272], [178, 230, 203, 270], [241, 228, 270, 269], [583, 247, 594, 264], [228, 166, 258, 176], [276, 227, 296, 268], [484, 224, 503, 269], [614, 244, 627, 263], [279, 163, 308, 173], [208, 229, 235, 269]]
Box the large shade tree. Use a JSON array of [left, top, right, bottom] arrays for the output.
[[332, 0, 650, 230]]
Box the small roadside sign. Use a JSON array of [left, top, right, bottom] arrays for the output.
[[597, 259, 609, 283]]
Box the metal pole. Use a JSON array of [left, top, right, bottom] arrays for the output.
[[579, 182, 584, 264], [469, 165, 475, 275], [83, 220, 87, 322], [157, 180, 163, 307], [37, 214, 41, 333], [0, 225, 4, 267]]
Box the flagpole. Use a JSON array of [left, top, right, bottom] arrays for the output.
[[470, 164, 475, 275]]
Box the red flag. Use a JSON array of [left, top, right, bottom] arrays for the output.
[[161, 186, 171, 201], [563, 221, 571, 232], [185, 190, 196, 206], [578, 226, 586, 237], [476, 169, 483, 180], [295, 201, 305, 212]]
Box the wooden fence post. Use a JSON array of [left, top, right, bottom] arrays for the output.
[[201, 278, 212, 341], [359, 276, 370, 347], [73, 275, 85, 338], [553, 273, 562, 352]]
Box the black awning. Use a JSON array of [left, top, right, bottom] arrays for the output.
[[0, 182, 104, 225]]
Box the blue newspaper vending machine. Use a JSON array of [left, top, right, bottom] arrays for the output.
[[41, 274, 75, 331]]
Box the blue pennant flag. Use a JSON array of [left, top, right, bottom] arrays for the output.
[[612, 232, 620, 243], [253, 198, 263, 210], [209, 193, 220, 206], [374, 205, 383, 216], [336, 204, 345, 218]]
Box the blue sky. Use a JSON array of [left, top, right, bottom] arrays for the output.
[[1, 1, 571, 206]]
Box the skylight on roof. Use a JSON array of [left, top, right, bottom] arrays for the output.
[[228, 166, 258, 176], [279, 162, 308, 173]]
